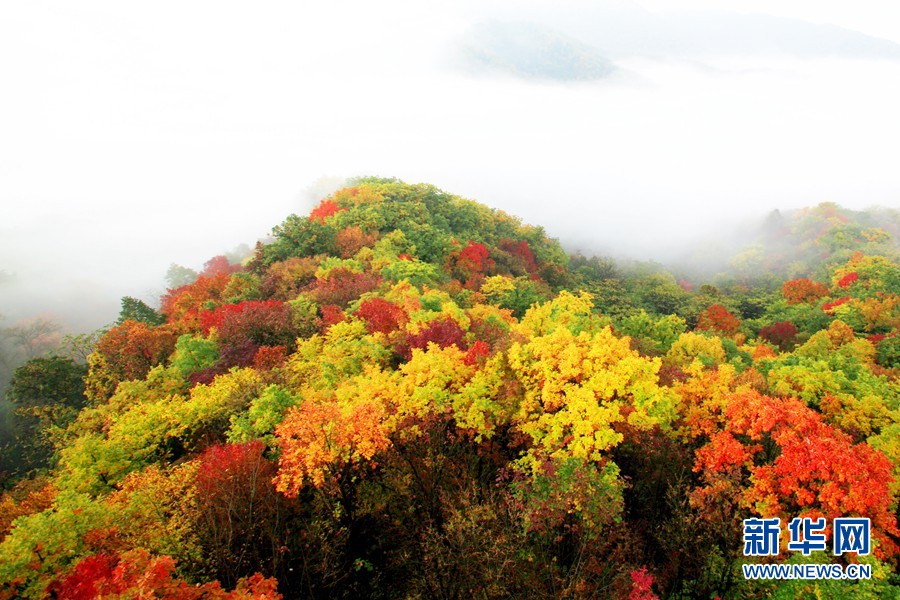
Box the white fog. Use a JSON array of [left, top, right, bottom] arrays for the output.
[[1, 0, 899, 330]]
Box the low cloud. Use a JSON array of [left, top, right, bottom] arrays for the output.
[[1, 1, 898, 332]]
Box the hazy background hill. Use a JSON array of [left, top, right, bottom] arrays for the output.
[[454, 20, 615, 81], [2, 0, 900, 334], [478, 1, 900, 60]]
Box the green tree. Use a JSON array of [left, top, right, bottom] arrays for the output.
[[5, 357, 87, 475], [165, 263, 199, 289], [117, 297, 165, 326]]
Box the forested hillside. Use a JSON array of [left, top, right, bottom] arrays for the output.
[[1, 179, 897, 598]]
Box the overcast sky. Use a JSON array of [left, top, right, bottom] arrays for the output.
[[2, 1, 899, 330]]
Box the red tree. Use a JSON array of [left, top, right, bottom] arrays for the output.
[[693, 390, 899, 559], [837, 271, 859, 288], [782, 278, 829, 305], [253, 345, 288, 371], [309, 198, 344, 223], [194, 441, 285, 587], [758, 321, 799, 351], [822, 296, 850, 313], [200, 300, 295, 350], [462, 339, 490, 366], [449, 241, 494, 287], [334, 226, 378, 258], [311, 268, 383, 308], [318, 305, 346, 331], [201, 255, 242, 277], [49, 549, 280, 599], [695, 304, 741, 336], [356, 297, 406, 335], [398, 317, 468, 360], [161, 272, 233, 328], [629, 567, 659, 600], [92, 320, 178, 383], [499, 239, 538, 274]]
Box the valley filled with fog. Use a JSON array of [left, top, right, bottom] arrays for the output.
[[2, 0, 899, 332]]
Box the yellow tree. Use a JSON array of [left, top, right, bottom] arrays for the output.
[[506, 292, 675, 533]]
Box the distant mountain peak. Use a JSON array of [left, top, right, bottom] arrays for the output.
[[454, 20, 615, 82]]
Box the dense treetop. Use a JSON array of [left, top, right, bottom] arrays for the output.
[[0, 180, 897, 599]]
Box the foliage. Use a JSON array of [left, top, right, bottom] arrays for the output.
[[0, 490, 113, 598], [161, 273, 232, 329], [617, 310, 687, 356], [193, 441, 285, 587], [275, 395, 391, 492], [692, 390, 899, 557], [0, 476, 56, 541], [666, 332, 726, 368], [117, 296, 165, 326], [203, 300, 296, 350], [166, 263, 199, 289], [355, 297, 407, 335], [876, 333, 899, 368], [380, 257, 442, 288], [47, 549, 280, 599], [201, 255, 243, 278], [695, 303, 741, 337], [758, 321, 799, 351], [57, 368, 266, 495], [311, 267, 383, 309], [781, 278, 830, 305], [83, 321, 177, 404], [309, 198, 344, 223], [228, 385, 297, 445], [397, 316, 468, 360], [259, 256, 320, 301], [4, 182, 899, 597], [5, 357, 87, 473], [481, 275, 549, 318], [169, 334, 219, 378]]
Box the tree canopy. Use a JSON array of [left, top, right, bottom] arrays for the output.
[[1, 181, 898, 599]]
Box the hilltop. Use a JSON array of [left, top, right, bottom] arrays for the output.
[[0, 179, 897, 599]]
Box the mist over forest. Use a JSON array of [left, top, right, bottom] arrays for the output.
[[3, 0, 900, 334], [1, 2, 899, 596], [1, 177, 898, 598]]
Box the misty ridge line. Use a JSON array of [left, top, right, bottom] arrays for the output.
[[449, 5, 900, 83], [2, 3, 900, 376], [2, 179, 896, 346]]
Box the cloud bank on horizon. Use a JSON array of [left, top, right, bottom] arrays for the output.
[[1, 0, 899, 330]]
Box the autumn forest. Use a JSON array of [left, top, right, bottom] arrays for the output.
[[1, 178, 898, 598]]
